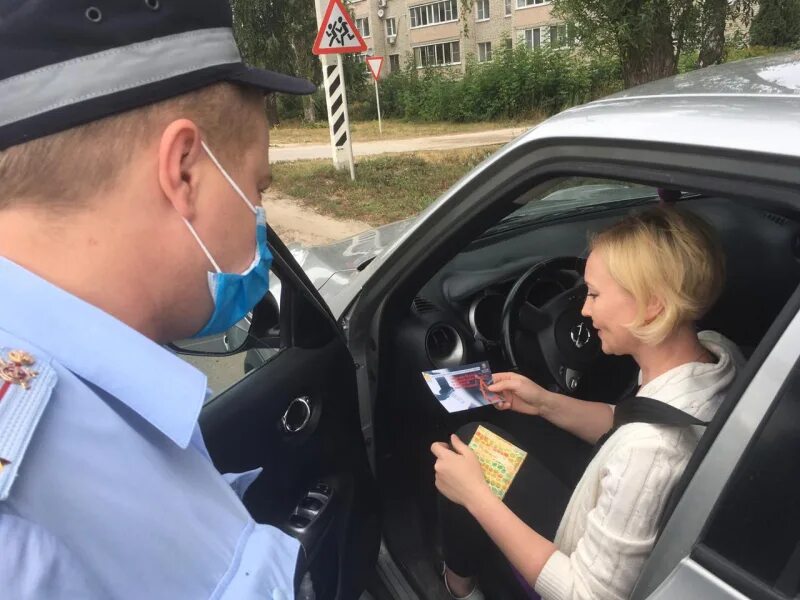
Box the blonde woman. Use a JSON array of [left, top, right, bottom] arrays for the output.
[[432, 207, 744, 600]]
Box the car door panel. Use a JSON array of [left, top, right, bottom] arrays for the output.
[[198, 229, 379, 599]]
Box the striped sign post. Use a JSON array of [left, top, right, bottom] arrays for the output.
[[312, 0, 367, 180]]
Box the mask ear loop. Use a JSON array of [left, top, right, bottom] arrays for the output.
[[182, 217, 222, 273], [201, 140, 258, 215]]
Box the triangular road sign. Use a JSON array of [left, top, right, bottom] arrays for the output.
[[366, 56, 384, 81], [312, 0, 368, 55]]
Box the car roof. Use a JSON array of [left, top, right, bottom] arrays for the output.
[[326, 53, 800, 319], [514, 51, 800, 159]]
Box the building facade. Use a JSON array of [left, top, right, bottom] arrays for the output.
[[346, 0, 568, 77]]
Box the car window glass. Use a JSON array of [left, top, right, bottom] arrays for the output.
[[485, 178, 660, 235], [173, 269, 283, 403], [698, 357, 800, 597]]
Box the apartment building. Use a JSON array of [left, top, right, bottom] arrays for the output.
[[346, 0, 569, 77]]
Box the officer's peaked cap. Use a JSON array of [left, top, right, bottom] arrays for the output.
[[0, 0, 316, 150]]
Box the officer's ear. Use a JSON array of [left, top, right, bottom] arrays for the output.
[[157, 119, 204, 220]]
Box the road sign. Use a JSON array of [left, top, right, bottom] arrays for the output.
[[313, 0, 358, 179], [312, 0, 367, 55], [366, 56, 383, 81], [366, 56, 384, 134]]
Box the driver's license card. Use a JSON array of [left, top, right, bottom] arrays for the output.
[[468, 426, 527, 500], [422, 361, 500, 413]]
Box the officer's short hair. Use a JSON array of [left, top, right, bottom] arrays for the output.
[[0, 83, 263, 209]]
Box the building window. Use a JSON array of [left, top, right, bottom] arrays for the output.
[[523, 27, 541, 49], [505, 38, 513, 50], [354, 52, 368, 64], [385, 17, 397, 37], [409, 0, 458, 28], [478, 41, 492, 62], [476, 0, 490, 20], [355, 17, 370, 38], [505, 0, 512, 16], [389, 54, 401, 72], [517, 0, 547, 7], [414, 41, 461, 66], [550, 23, 572, 46]]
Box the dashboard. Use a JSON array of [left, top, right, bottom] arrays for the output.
[[395, 196, 800, 383]]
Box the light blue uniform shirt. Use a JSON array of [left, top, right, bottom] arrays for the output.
[[0, 258, 300, 599]]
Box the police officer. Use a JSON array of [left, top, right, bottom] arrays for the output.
[[0, 1, 318, 597]]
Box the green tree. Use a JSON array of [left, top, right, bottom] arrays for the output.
[[697, 0, 757, 67], [552, 0, 704, 87], [750, 0, 800, 46], [231, 0, 319, 122], [696, 0, 728, 67], [231, 0, 368, 123], [551, 0, 763, 86]]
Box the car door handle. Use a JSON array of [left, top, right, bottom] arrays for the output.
[[282, 396, 312, 433]]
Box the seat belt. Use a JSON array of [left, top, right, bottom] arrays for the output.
[[593, 396, 709, 456]]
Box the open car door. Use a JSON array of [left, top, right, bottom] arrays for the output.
[[184, 228, 380, 599]]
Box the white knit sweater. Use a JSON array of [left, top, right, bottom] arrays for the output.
[[534, 331, 743, 600]]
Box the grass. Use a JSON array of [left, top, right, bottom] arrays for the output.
[[268, 118, 534, 145], [270, 145, 501, 226]]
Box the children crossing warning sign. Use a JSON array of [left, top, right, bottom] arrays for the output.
[[312, 0, 368, 55]]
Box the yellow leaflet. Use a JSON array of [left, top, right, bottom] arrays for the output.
[[468, 426, 527, 500]]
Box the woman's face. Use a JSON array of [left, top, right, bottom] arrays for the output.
[[581, 251, 643, 356]]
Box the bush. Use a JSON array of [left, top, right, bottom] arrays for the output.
[[347, 46, 622, 123]]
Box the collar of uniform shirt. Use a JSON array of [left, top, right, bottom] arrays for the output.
[[0, 257, 207, 449]]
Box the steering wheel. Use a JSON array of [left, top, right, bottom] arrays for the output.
[[501, 257, 601, 395]]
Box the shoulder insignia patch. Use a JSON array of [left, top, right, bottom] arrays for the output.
[[0, 348, 57, 501]]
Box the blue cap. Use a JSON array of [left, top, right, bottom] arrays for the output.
[[0, 0, 317, 150]]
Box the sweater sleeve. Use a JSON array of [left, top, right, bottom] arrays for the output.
[[534, 434, 680, 600]]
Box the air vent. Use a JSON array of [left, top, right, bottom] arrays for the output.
[[425, 324, 464, 368], [412, 296, 438, 314], [762, 211, 789, 227]]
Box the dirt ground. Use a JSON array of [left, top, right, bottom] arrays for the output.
[[262, 190, 369, 246], [263, 125, 526, 245]]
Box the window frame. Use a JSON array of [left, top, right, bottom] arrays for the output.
[[523, 27, 541, 49], [385, 17, 397, 37], [409, 0, 459, 28], [476, 0, 490, 21], [689, 354, 800, 599], [549, 23, 573, 47], [478, 41, 492, 62], [355, 16, 371, 38], [413, 40, 461, 67], [516, 0, 549, 8]]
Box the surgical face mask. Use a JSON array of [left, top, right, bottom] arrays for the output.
[[182, 141, 273, 338]]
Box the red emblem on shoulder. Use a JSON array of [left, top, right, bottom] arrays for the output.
[[0, 350, 38, 401]]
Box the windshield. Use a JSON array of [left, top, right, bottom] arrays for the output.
[[485, 179, 661, 235]]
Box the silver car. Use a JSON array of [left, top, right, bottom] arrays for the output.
[[179, 50, 800, 599]]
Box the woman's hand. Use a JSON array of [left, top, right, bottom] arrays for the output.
[[431, 434, 492, 509], [488, 372, 550, 416]]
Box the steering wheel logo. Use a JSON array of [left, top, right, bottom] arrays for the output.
[[570, 322, 592, 349]]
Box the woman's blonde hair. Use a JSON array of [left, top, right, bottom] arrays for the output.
[[589, 206, 725, 345]]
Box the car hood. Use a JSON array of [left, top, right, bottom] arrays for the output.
[[287, 217, 418, 302]]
